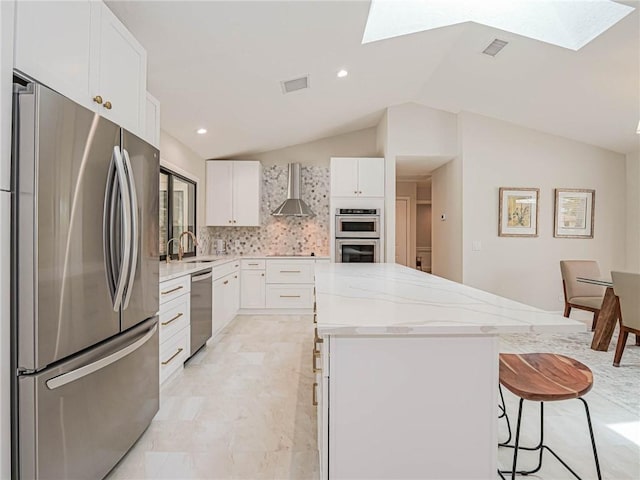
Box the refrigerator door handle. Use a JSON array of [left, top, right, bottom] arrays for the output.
[[45, 323, 157, 390], [112, 146, 132, 311], [121, 148, 138, 310], [103, 157, 118, 306]]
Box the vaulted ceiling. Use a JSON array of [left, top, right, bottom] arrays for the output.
[[107, 1, 639, 158]]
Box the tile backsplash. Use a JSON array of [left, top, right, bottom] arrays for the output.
[[198, 165, 330, 256]]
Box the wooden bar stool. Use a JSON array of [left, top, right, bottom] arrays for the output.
[[498, 353, 601, 480]]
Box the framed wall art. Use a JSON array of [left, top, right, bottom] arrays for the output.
[[498, 187, 539, 237], [554, 188, 595, 238]]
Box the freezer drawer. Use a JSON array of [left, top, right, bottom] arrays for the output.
[[18, 317, 159, 480]]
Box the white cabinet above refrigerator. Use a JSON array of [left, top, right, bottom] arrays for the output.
[[14, 0, 147, 137]]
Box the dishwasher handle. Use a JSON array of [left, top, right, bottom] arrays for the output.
[[192, 269, 213, 282]]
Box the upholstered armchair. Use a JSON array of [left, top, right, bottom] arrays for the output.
[[560, 260, 605, 330], [611, 271, 640, 367]]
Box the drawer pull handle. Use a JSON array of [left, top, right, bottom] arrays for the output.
[[314, 327, 323, 344], [313, 313, 317, 324], [161, 348, 183, 365], [234, 275, 237, 279], [161, 312, 183, 326], [280, 295, 301, 298], [161, 285, 184, 295], [93, 95, 103, 104], [280, 270, 301, 273], [312, 382, 318, 406], [248, 263, 259, 266], [223, 280, 229, 285], [103, 101, 112, 110], [313, 352, 322, 373], [261, 273, 265, 277]]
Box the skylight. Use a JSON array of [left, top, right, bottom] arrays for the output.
[[362, 0, 635, 51]]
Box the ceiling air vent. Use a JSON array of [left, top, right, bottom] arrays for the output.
[[281, 75, 310, 94], [482, 39, 508, 57]]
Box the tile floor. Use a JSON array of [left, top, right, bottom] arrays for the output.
[[107, 314, 640, 480]]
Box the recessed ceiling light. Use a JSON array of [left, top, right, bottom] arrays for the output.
[[197, 128, 207, 135], [337, 69, 348, 78]]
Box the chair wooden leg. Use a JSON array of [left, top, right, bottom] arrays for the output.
[[591, 311, 599, 331], [635, 334, 640, 346], [613, 329, 629, 367], [563, 304, 571, 318]]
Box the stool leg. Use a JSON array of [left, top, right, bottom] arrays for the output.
[[579, 398, 602, 480], [509, 398, 524, 480], [498, 385, 512, 446]]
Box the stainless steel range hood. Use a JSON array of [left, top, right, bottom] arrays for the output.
[[271, 163, 315, 217]]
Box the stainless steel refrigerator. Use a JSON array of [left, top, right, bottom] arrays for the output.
[[11, 81, 160, 479]]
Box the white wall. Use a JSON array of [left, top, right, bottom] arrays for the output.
[[460, 112, 626, 311], [0, 1, 14, 477], [386, 103, 457, 157], [626, 151, 640, 271], [159, 130, 206, 228], [234, 127, 378, 166], [383, 103, 458, 263], [431, 156, 463, 282]]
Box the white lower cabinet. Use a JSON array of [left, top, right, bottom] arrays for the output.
[[321, 335, 498, 479], [265, 284, 314, 309], [240, 269, 266, 309], [159, 323, 190, 384], [158, 276, 191, 385], [213, 262, 240, 336]]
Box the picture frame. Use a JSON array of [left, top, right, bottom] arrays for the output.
[[554, 188, 595, 238], [498, 187, 539, 237]]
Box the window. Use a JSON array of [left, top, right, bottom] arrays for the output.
[[159, 167, 196, 260]]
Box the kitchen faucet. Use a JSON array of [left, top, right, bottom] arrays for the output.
[[178, 231, 199, 261], [165, 238, 178, 264]]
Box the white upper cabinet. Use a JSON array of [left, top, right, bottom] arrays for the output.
[[14, 1, 147, 136], [206, 161, 262, 226], [14, 1, 93, 108], [331, 157, 385, 198], [90, 2, 147, 134], [330, 158, 359, 197], [206, 161, 233, 226], [144, 92, 161, 148], [232, 161, 262, 226]]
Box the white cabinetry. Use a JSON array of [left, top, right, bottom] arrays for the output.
[[240, 260, 266, 309], [14, 1, 147, 136], [91, 2, 147, 133], [144, 92, 161, 148], [265, 260, 315, 309], [206, 161, 262, 226], [158, 275, 191, 385], [330, 157, 385, 197], [14, 0, 92, 109], [213, 261, 240, 336]]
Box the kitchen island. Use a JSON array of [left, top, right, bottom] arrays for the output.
[[314, 263, 584, 480]]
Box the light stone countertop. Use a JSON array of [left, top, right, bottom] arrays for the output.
[[159, 254, 331, 282], [315, 263, 586, 336]]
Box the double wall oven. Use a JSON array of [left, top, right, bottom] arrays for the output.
[[334, 209, 380, 263]]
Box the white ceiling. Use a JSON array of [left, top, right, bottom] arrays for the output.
[[106, 1, 640, 159]]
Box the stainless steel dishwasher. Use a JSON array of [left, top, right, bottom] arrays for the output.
[[190, 268, 213, 358]]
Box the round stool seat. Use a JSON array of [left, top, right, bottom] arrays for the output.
[[499, 353, 593, 402]]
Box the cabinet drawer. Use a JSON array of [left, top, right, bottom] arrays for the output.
[[159, 295, 190, 344], [266, 261, 315, 284], [213, 260, 239, 280], [159, 325, 190, 385], [241, 259, 266, 270], [159, 276, 190, 305], [266, 285, 314, 309]]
